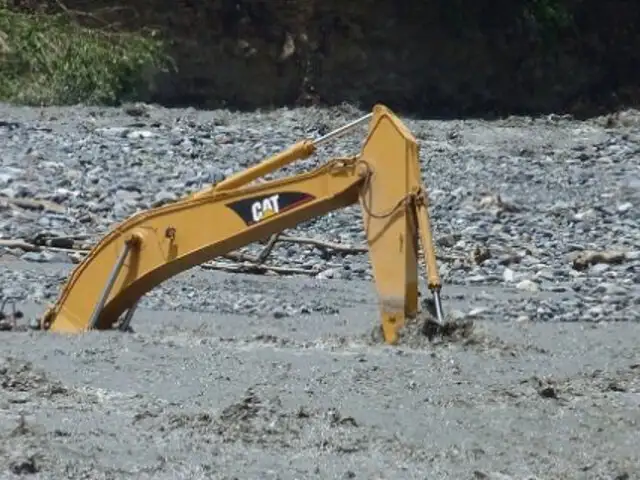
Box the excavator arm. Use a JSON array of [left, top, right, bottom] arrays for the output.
[[37, 104, 445, 345]]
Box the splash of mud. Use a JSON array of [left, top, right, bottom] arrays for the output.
[[364, 310, 541, 357], [365, 313, 476, 349]]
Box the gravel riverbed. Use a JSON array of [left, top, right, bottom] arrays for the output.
[[0, 102, 639, 479]]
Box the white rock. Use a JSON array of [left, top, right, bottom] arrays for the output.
[[516, 279, 539, 292]]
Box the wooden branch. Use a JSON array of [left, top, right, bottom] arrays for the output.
[[0, 239, 90, 255], [0, 197, 66, 214], [279, 234, 367, 253], [32, 232, 93, 243], [0, 238, 258, 262], [201, 262, 317, 276], [255, 233, 281, 264], [0, 237, 315, 276], [278, 234, 462, 262], [1, 228, 463, 279], [0, 239, 39, 252], [52, 0, 127, 30]]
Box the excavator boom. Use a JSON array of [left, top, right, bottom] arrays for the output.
[[38, 104, 445, 345]]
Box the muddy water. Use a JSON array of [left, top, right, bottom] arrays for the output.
[[0, 262, 638, 479]]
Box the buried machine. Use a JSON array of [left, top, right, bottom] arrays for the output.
[[32, 104, 448, 344]]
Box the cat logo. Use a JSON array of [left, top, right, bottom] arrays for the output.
[[226, 191, 316, 226], [251, 194, 280, 223]]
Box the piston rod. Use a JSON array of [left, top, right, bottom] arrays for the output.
[[313, 113, 373, 147], [88, 240, 134, 329], [118, 301, 138, 332]]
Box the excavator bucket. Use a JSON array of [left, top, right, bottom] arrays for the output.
[[35, 104, 445, 344]]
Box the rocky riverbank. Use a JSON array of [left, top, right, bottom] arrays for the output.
[[1, 103, 638, 321]]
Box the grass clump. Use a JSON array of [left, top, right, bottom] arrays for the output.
[[0, 7, 173, 105]]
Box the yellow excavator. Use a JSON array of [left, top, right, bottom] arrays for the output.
[[33, 104, 446, 344]]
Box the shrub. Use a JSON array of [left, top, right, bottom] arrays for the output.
[[0, 6, 173, 105]]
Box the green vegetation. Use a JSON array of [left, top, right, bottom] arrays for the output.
[[526, 0, 573, 28], [0, 6, 173, 105]]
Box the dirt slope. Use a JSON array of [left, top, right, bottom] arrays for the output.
[[10, 0, 640, 116]]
